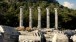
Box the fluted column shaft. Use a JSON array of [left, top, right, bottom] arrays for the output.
[[19, 6, 23, 27], [54, 8, 58, 30], [29, 7, 32, 28], [38, 7, 41, 28], [46, 8, 50, 28]]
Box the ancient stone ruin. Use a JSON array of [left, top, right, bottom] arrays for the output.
[[0, 6, 76, 42]]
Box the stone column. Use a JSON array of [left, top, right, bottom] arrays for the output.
[[29, 7, 32, 28], [19, 6, 23, 27], [38, 7, 41, 28], [46, 7, 50, 28], [54, 8, 58, 30]]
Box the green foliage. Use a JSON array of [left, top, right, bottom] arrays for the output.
[[0, 0, 76, 29]]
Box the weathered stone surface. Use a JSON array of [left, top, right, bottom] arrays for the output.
[[46, 7, 50, 28], [25, 27, 32, 31], [0, 25, 19, 42], [41, 29, 68, 42], [38, 7, 41, 28], [0, 33, 3, 42], [0, 25, 19, 35], [29, 7, 32, 28], [19, 35, 40, 42], [19, 30, 41, 42], [57, 33, 68, 42], [16, 26, 25, 31], [71, 34, 76, 42], [19, 6, 23, 27]]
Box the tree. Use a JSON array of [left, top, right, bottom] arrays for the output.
[[0, 0, 76, 29]]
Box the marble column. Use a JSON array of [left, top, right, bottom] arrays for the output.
[[38, 7, 41, 28], [46, 7, 50, 28], [54, 8, 58, 30], [29, 7, 32, 28], [19, 6, 23, 27]]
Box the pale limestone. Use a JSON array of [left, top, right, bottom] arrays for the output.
[[71, 34, 76, 42]]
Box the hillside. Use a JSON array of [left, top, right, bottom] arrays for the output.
[[0, 0, 76, 29]]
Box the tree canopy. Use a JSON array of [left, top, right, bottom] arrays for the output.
[[0, 0, 76, 29]]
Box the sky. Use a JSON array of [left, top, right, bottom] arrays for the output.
[[57, 0, 76, 9]]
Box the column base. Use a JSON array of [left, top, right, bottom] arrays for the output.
[[16, 26, 25, 31]]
